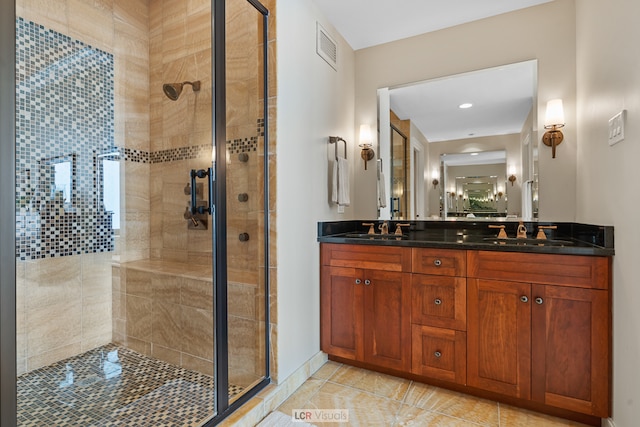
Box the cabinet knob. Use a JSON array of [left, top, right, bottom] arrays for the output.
[[433, 259, 442, 267], [535, 297, 544, 305], [520, 295, 529, 303], [355, 279, 361, 285], [364, 279, 371, 286], [434, 351, 442, 358], [434, 298, 442, 305]]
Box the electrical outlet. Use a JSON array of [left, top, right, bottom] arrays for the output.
[[608, 110, 626, 146], [337, 204, 345, 214]]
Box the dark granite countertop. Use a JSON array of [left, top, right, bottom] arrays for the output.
[[317, 220, 614, 256]]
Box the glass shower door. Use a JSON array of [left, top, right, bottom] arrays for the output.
[[221, 0, 270, 404], [13, 0, 218, 425]]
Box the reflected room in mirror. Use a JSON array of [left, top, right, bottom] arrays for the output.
[[377, 60, 539, 220]]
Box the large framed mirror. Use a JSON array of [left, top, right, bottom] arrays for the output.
[[377, 59, 538, 220]]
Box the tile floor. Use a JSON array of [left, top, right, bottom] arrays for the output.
[[273, 361, 591, 427], [17, 344, 243, 427]]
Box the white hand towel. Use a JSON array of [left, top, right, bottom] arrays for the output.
[[337, 157, 350, 206], [331, 159, 338, 204], [522, 180, 533, 220], [377, 171, 387, 208]]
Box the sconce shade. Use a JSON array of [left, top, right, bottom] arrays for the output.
[[359, 124, 373, 148], [543, 99, 565, 158], [544, 99, 565, 128]]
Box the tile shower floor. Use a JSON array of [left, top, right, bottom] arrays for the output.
[[272, 361, 591, 427], [17, 344, 242, 427]]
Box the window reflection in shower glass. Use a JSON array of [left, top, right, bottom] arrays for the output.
[[53, 160, 71, 204], [102, 159, 120, 229]]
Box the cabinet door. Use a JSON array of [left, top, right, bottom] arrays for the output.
[[467, 279, 531, 400], [531, 285, 610, 417], [412, 324, 466, 384], [412, 274, 466, 330], [363, 270, 411, 371], [320, 266, 364, 361]]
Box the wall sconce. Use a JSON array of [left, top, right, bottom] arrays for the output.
[[358, 124, 375, 170], [431, 168, 439, 188], [542, 99, 565, 159], [508, 166, 517, 186]]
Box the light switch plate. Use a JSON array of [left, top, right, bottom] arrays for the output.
[[608, 110, 626, 146], [337, 204, 345, 214]]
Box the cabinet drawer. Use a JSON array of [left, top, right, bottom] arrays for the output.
[[468, 250, 610, 289], [411, 274, 466, 330], [412, 248, 466, 276], [321, 243, 411, 272], [411, 325, 466, 384]]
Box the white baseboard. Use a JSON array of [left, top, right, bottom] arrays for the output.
[[603, 418, 616, 427]]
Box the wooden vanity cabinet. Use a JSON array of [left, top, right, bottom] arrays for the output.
[[320, 244, 411, 372], [320, 243, 611, 421], [467, 251, 611, 418]]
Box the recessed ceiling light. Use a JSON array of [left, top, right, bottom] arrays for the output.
[[470, 152, 479, 156], [459, 103, 473, 109]]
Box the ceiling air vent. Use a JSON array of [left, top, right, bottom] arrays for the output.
[[316, 22, 337, 70]]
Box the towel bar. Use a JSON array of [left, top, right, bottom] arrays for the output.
[[329, 136, 347, 160]]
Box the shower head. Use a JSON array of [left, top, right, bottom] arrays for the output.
[[162, 80, 201, 101]]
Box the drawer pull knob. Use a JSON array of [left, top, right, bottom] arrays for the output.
[[355, 279, 361, 284], [364, 279, 371, 286], [434, 298, 442, 305], [434, 351, 442, 358], [535, 297, 544, 305], [520, 295, 529, 303], [433, 259, 442, 267]]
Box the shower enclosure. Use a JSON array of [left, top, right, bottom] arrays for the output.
[[0, 0, 272, 425]]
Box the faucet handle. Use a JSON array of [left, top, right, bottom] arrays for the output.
[[516, 221, 527, 239], [362, 222, 375, 235], [488, 225, 508, 239], [536, 225, 557, 240], [394, 223, 411, 235]]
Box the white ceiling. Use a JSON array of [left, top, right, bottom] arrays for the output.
[[390, 61, 536, 142], [313, 0, 544, 144], [313, 0, 553, 51]]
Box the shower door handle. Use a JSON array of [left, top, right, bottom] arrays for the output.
[[190, 168, 214, 215]]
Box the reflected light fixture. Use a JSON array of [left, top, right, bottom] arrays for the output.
[[542, 99, 565, 158], [358, 124, 375, 170], [508, 166, 517, 186], [459, 103, 473, 109], [431, 168, 439, 189]]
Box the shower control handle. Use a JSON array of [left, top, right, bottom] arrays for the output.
[[238, 193, 249, 202], [239, 233, 250, 242]]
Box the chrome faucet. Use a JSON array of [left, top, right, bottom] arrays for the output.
[[379, 220, 389, 235]]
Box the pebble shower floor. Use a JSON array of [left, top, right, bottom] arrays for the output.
[[17, 344, 242, 426]]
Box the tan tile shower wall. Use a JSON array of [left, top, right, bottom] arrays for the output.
[[16, 0, 150, 374], [148, 0, 213, 264]]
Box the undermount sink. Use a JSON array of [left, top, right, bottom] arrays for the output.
[[344, 233, 408, 239], [481, 237, 574, 246]]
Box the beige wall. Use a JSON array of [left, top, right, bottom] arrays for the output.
[[353, 0, 577, 221], [276, 0, 355, 382], [575, 1, 640, 426]]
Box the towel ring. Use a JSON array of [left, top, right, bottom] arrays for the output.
[[329, 136, 347, 160]]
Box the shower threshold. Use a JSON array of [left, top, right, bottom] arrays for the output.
[[17, 344, 241, 426]]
